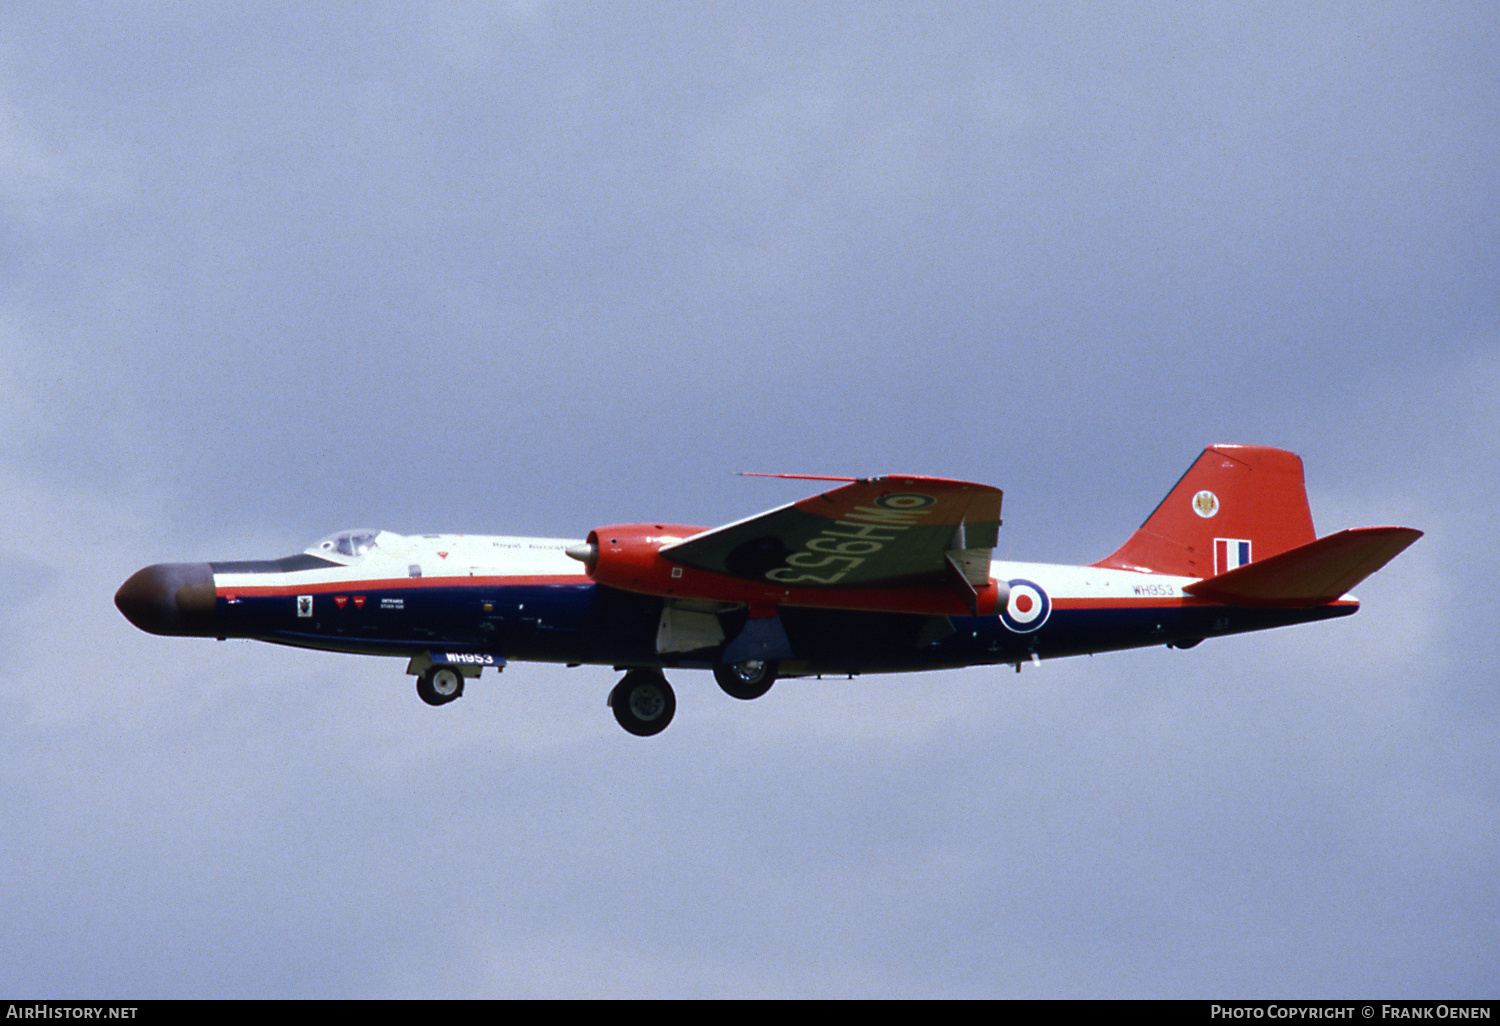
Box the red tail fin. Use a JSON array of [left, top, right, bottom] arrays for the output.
[[1094, 445, 1317, 577]]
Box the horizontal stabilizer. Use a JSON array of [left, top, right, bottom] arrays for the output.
[[1182, 526, 1421, 608]]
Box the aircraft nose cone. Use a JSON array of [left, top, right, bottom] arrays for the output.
[[115, 562, 217, 636]]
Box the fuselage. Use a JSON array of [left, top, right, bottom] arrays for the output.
[[116, 528, 1357, 676], [114, 448, 1418, 736]]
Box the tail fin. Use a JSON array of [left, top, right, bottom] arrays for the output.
[[1093, 445, 1317, 577]]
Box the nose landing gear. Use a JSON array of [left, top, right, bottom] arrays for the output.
[[416, 665, 465, 706], [407, 653, 494, 707]]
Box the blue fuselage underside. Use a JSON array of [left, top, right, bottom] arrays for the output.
[[215, 581, 1353, 674]]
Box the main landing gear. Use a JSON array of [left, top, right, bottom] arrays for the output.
[[609, 668, 676, 737], [607, 661, 778, 736], [713, 659, 778, 701], [408, 657, 772, 735]]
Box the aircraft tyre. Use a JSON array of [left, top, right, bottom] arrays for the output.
[[713, 659, 777, 701], [609, 669, 676, 736], [417, 665, 465, 706]]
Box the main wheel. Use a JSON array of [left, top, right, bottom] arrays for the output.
[[713, 659, 777, 701], [416, 665, 465, 706], [609, 669, 676, 736]]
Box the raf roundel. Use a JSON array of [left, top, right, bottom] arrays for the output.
[[1000, 578, 1051, 633], [875, 492, 936, 511]]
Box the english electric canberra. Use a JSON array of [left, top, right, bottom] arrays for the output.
[[116, 446, 1420, 736]]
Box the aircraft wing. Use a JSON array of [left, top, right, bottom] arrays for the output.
[[659, 475, 1002, 590]]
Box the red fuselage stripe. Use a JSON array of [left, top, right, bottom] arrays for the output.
[[217, 574, 588, 597]]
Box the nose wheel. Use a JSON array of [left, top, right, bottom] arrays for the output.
[[416, 665, 465, 706], [609, 669, 676, 736]]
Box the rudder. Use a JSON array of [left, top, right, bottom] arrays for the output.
[[1093, 445, 1317, 578]]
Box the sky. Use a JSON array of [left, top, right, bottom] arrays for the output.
[[1, 1, 1496, 999]]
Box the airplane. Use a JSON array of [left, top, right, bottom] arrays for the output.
[[115, 445, 1421, 737]]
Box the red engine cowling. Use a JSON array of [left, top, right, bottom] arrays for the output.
[[567, 522, 1003, 617], [570, 523, 709, 596]]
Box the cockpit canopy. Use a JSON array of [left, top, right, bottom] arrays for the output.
[[308, 528, 383, 561]]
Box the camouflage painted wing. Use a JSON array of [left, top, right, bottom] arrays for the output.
[[659, 475, 1002, 591]]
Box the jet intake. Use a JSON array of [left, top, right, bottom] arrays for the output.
[[578, 524, 706, 596]]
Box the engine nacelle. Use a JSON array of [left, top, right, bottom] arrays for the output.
[[566, 522, 1005, 618], [568, 523, 710, 597]]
